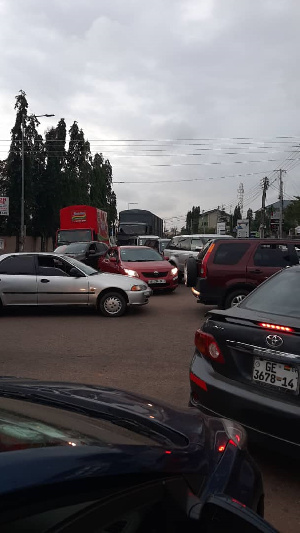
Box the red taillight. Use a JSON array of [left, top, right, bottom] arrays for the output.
[[195, 330, 225, 364], [200, 242, 215, 278], [259, 322, 293, 333], [218, 444, 226, 452]]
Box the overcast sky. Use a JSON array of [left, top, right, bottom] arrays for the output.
[[1, 0, 300, 228]]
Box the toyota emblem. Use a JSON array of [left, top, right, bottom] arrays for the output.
[[266, 335, 283, 348]]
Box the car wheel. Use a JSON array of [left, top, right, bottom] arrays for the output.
[[184, 258, 198, 287], [98, 291, 127, 317], [225, 289, 249, 308]]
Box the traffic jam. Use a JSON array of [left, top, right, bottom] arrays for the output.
[[0, 203, 299, 531]]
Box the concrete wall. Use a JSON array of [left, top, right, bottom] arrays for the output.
[[0, 236, 53, 255]]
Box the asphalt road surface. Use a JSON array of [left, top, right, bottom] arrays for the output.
[[1, 284, 299, 532]]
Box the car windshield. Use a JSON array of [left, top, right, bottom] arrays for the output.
[[64, 243, 88, 254], [65, 256, 99, 276], [54, 246, 67, 253], [119, 224, 147, 235], [120, 247, 163, 262], [240, 268, 300, 318], [57, 230, 92, 244]]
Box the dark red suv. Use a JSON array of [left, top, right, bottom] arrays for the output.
[[186, 238, 300, 308]]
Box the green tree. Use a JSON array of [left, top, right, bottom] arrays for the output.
[[186, 206, 200, 233], [32, 119, 67, 246], [65, 122, 91, 205], [1, 92, 118, 245], [284, 197, 300, 228], [233, 205, 242, 230]]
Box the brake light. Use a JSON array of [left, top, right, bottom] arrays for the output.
[[259, 322, 293, 333], [194, 330, 225, 364], [200, 243, 215, 278]]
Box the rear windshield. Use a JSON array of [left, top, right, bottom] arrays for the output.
[[241, 268, 300, 318]]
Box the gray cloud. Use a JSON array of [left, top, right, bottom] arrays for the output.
[[1, 0, 300, 225]]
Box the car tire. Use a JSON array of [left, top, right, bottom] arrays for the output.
[[184, 258, 198, 287], [224, 288, 250, 308], [98, 291, 127, 317]]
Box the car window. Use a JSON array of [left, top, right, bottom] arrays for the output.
[[213, 243, 250, 265], [191, 238, 205, 250], [96, 243, 108, 253], [177, 237, 191, 250], [37, 256, 71, 276], [0, 255, 36, 275], [241, 268, 300, 317], [166, 237, 179, 250], [66, 256, 98, 275], [253, 243, 297, 267]]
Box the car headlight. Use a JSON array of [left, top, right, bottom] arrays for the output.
[[131, 284, 147, 291], [124, 268, 139, 277], [171, 267, 178, 276]]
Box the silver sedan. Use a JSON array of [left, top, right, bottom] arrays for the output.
[[0, 253, 152, 317]]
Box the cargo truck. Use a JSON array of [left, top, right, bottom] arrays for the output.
[[117, 209, 163, 245], [56, 205, 109, 246]]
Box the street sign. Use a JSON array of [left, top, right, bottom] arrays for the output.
[[0, 197, 9, 216], [237, 219, 249, 238], [217, 222, 226, 234]]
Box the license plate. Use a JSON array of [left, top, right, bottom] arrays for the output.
[[253, 357, 299, 392], [148, 279, 166, 284]]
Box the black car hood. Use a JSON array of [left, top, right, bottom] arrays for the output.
[[0, 378, 206, 449], [0, 379, 213, 506]]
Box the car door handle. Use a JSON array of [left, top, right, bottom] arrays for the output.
[[40, 279, 50, 283], [248, 269, 263, 274]]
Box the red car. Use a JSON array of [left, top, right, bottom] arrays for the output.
[[98, 246, 178, 291]]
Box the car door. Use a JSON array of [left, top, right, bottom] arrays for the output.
[[177, 237, 192, 272], [98, 249, 120, 274], [36, 255, 89, 305], [246, 242, 296, 287], [83, 243, 98, 269], [0, 255, 37, 305]]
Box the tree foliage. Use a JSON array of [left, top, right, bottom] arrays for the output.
[[284, 197, 300, 227], [0, 91, 117, 245], [186, 206, 200, 233]]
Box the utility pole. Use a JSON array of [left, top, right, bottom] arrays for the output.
[[259, 176, 269, 238], [274, 169, 286, 238]]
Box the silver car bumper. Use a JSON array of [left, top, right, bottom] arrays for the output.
[[127, 288, 152, 306]]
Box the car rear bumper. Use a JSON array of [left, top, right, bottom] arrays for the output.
[[192, 278, 223, 305], [190, 351, 300, 453]]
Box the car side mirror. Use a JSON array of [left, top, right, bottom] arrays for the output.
[[89, 249, 96, 255], [109, 256, 117, 263], [69, 267, 84, 277]]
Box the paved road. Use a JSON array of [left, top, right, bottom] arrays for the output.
[[1, 284, 299, 532]]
